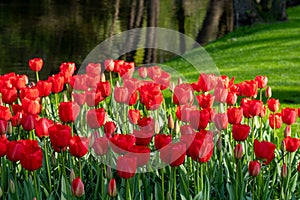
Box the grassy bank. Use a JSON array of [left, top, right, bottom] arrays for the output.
[[166, 6, 300, 107]]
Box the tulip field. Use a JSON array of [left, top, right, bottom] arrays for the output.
[[0, 58, 300, 200]]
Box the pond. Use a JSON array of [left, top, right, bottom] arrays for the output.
[[0, 0, 207, 80]]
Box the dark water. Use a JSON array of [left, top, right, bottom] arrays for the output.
[[0, 0, 207, 80]]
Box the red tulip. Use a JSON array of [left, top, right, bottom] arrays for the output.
[[114, 87, 129, 104], [265, 86, 272, 98], [283, 136, 300, 152], [173, 83, 194, 105], [190, 109, 210, 130], [49, 124, 72, 152], [29, 58, 43, 72], [239, 80, 258, 98], [72, 177, 85, 197], [269, 113, 282, 129], [116, 154, 137, 179], [128, 109, 140, 125], [176, 105, 197, 122], [255, 76, 268, 88], [69, 136, 89, 158], [104, 121, 117, 138], [110, 134, 136, 154], [118, 62, 134, 79], [139, 82, 163, 110], [138, 67, 147, 78], [0, 106, 12, 121], [48, 74, 65, 93], [60, 62, 76, 83], [154, 134, 172, 150], [153, 71, 171, 90], [186, 130, 214, 163], [108, 178, 117, 197], [20, 140, 43, 171], [92, 137, 108, 156], [104, 59, 114, 72], [254, 139, 276, 165], [147, 66, 162, 79], [214, 86, 228, 103], [70, 75, 88, 91], [0, 119, 7, 135], [1, 88, 17, 104], [240, 98, 252, 118], [259, 105, 266, 118], [12, 104, 22, 115], [138, 116, 155, 131], [58, 102, 80, 123], [0, 136, 8, 157], [86, 108, 107, 129], [196, 93, 214, 109], [21, 97, 41, 115], [226, 92, 237, 105], [96, 81, 111, 98], [213, 113, 228, 130], [281, 163, 287, 178], [85, 89, 104, 107], [128, 145, 151, 166], [12, 74, 28, 90], [234, 144, 243, 159], [227, 107, 243, 124], [36, 80, 52, 97], [133, 129, 153, 146], [20, 87, 39, 100], [6, 140, 24, 162], [11, 112, 22, 127], [71, 92, 85, 106], [281, 107, 297, 125], [248, 161, 261, 177], [21, 113, 38, 131], [267, 98, 280, 112], [284, 125, 291, 138], [160, 142, 186, 167], [86, 63, 101, 77], [248, 100, 263, 117], [232, 124, 250, 141], [35, 118, 54, 138], [197, 73, 216, 92]]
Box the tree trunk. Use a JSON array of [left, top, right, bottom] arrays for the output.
[[144, 0, 159, 64], [196, 0, 226, 45]]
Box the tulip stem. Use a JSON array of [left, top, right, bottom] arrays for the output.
[[94, 162, 100, 199], [126, 179, 132, 200], [251, 118, 255, 160], [35, 71, 39, 82], [79, 158, 82, 179], [33, 171, 39, 199], [173, 167, 176, 200], [161, 168, 165, 200], [44, 139, 52, 193], [100, 163, 104, 199]]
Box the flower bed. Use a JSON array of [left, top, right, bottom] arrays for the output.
[[0, 58, 299, 199]]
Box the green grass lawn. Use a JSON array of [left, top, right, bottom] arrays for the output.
[[165, 6, 300, 109]]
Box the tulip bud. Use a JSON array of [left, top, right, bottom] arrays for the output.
[[248, 161, 261, 177], [281, 163, 287, 178], [177, 77, 182, 85], [174, 120, 180, 135], [265, 86, 272, 98], [104, 59, 114, 72], [168, 115, 174, 130], [100, 73, 106, 82], [72, 177, 85, 197], [7, 121, 12, 135], [106, 166, 113, 179], [154, 120, 160, 134], [281, 141, 286, 152], [234, 144, 243, 159], [169, 82, 175, 92], [70, 169, 75, 182], [116, 81, 120, 87], [217, 135, 222, 152], [9, 179, 15, 194], [297, 162, 300, 172], [108, 178, 117, 197], [284, 125, 291, 138], [63, 94, 68, 102]]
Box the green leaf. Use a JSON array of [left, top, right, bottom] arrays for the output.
[[60, 176, 67, 200]]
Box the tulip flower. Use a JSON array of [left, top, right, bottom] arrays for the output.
[[34, 118, 54, 138], [281, 107, 297, 125], [269, 113, 282, 129], [29, 58, 43, 72], [154, 134, 172, 150], [110, 134, 136, 154], [116, 155, 137, 179], [133, 129, 153, 146], [254, 139, 276, 165], [283, 136, 300, 152], [49, 124, 72, 152], [6, 140, 24, 162], [20, 140, 43, 171], [128, 109, 140, 124], [232, 124, 250, 141], [173, 83, 194, 105], [72, 177, 85, 197], [196, 93, 214, 109], [108, 178, 117, 197], [0, 136, 8, 157], [160, 142, 186, 167], [128, 145, 151, 167], [1, 88, 18, 104], [255, 76, 268, 88], [86, 108, 107, 129], [226, 92, 237, 105], [213, 113, 228, 130], [58, 101, 80, 123], [69, 136, 89, 158], [234, 144, 243, 159], [104, 121, 117, 138], [227, 107, 243, 124], [248, 161, 261, 177], [267, 98, 280, 112], [92, 137, 108, 156], [104, 59, 114, 72]]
